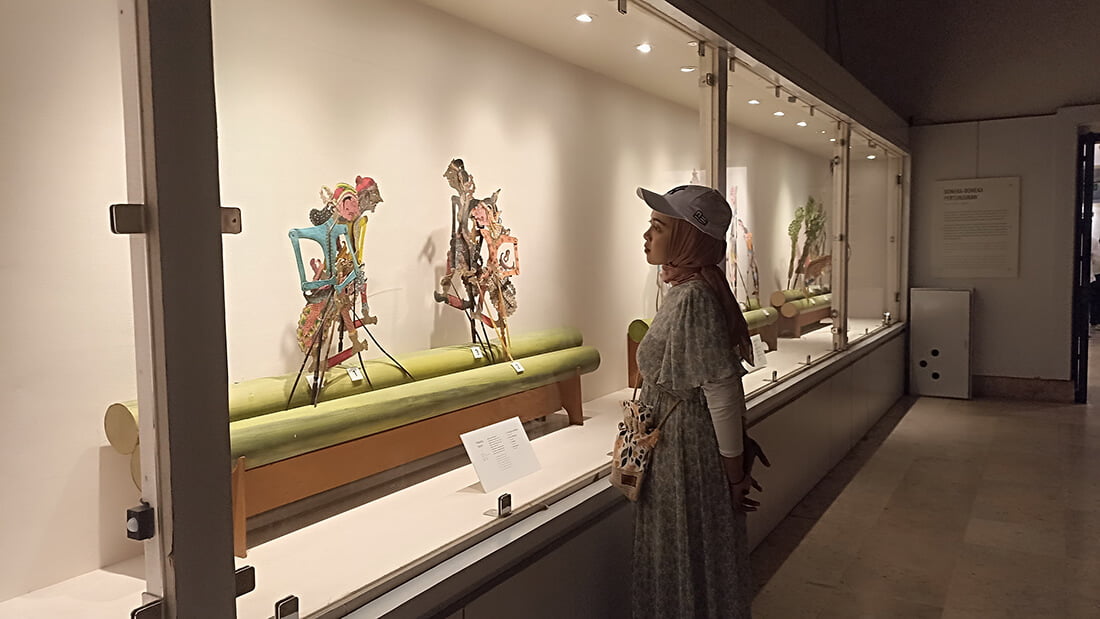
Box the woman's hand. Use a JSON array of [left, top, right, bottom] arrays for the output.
[[723, 454, 763, 512], [729, 474, 762, 512]]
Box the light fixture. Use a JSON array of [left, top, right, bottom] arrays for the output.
[[680, 66, 696, 73], [575, 13, 594, 23], [748, 99, 760, 105], [773, 111, 785, 117], [819, 130, 827, 134], [866, 154, 877, 160], [829, 138, 837, 142], [797, 121, 807, 127], [635, 43, 652, 53], [687, 41, 698, 47]]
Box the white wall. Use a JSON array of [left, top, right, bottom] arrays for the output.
[[848, 156, 891, 318], [0, 0, 139, 601], [910, 114, 1088, 381]]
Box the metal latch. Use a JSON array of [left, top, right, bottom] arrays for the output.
[[236, 565, 257, 597], [109, 204, 242, 234], [126, 503, 155, 541], [131, 598, 163, 619]]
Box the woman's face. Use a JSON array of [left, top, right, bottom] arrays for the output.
[[643, 210, 675, 265]]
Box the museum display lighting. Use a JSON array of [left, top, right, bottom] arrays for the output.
[[866, 154, 877, 160], [773, 111, 785, 117], [748, 99, 760, 105], [687, 40, 698, 46], [635, 43, 652, 53], [830, 138, 837, 142], [797, 121, 807, 127], [680, 66, 696, 72], [575, 13, 594, 23]]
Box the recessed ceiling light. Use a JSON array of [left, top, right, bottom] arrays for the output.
[[819, 130, 827, 134], [748, 99, 760, 105], [575, 13, 594, 23], [829, 138, 837, 142], [636, 43, 652, 53], [687, 41, 698, 47], [773, 111, 785, 117], [866, 154, 877, 160], [680, 66, 696, 73], [796, 121, 807, 127]]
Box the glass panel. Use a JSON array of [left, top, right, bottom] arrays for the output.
[[726, 66, 838, 394], [210, 0, 703, 612], [846, 132, 897, 343]]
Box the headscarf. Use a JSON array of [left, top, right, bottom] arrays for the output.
[[661, 218, 754, 363]]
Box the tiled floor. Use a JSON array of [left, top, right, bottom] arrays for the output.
[[750, 337, 1100, 618]]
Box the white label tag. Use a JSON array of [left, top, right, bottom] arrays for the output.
[[744, 334, 768, 374], [471, 346, 485, 360], [510, 360, 525, 374], [460, 416, 541, 492], [346, 367, 364, 382]]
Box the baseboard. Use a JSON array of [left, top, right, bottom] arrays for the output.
[[972, 375, 1075, 403]]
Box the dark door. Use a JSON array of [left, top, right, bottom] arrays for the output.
[[1072, 133, 1098, 403]]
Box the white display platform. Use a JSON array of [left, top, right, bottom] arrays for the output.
[[0, 322, 890, 618]]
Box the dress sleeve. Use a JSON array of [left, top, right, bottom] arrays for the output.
[[652, 282, 744, 392]]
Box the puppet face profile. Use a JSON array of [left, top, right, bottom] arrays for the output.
[[333, 185, 362, 222]]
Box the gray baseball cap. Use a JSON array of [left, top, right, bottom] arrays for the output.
[[637, 185, 731, 240]]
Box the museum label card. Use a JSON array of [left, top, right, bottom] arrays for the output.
[[932, 177, 1020, 278], [460, 416, 540, 492], [744, 334, 768, 374]]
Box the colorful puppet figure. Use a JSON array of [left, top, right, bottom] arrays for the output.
[[434, 159, 520, 359], [785, 195, 830, 293], [726, 186, 761, 308], [288, 176, 408, 404]]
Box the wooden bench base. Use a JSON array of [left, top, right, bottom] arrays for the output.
[[777, 306, 831, 338], [231, 372, 584, 557]]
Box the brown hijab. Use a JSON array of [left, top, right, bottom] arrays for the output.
[[661, 218, 754, 364]]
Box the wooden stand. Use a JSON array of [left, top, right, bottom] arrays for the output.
[[777, 305, 831, 337], [230, 373, 584, 557]]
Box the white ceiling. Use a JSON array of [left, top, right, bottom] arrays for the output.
[[416, 0, 892, 160]]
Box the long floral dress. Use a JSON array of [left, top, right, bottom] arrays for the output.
[[633, 279, 751, 619]]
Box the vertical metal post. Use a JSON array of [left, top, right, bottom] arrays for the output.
[[831, 122, 851, 350], [119, 0, 235, 615], [885, 153, 904, 320], [697, 43, 728, 193]]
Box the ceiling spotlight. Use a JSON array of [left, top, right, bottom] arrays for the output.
[[687, 41, 698, 47], [680, 66, 696, 73], [575, 13, 594, 23], [748, 99, 760, 105], [819, 130, 827, 134], [797, 121, 808, 127], [866, 154, 877, 160], [829, 138, 837, 142], [773, 111, 785, 117], [636, 43, 652, 53]]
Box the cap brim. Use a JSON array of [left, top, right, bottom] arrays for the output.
[[636, 187, 679, 218]]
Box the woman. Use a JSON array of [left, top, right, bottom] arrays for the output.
[[633, 184, 762, 618]]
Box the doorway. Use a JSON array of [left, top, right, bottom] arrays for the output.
[[1072, 134, 1099, 403]]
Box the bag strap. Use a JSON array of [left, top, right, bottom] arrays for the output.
[[633, 379, 683, 430]]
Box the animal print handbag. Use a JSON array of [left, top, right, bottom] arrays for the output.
[[610, 388, 682, 502]]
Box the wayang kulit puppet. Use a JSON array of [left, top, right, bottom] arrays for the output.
[[726, 185, 762, 308], [287, 176, 411, 405], [434, 159, 520, 360], [785, 195, 830, 293]]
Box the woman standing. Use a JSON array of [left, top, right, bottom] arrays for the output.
[[633, 185, 762, 618]]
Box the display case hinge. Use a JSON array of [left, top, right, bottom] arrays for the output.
[[109, 203, 243, 235], [131, 598, 164, 619], [895, 291, 901, 303], [617, 0, 627, 14], [703, 72, 716, 87], [896, 174, 903, 185]]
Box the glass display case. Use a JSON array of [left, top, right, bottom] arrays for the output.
[[0, 0, 909, 615]]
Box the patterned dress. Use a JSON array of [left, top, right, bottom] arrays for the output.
[[633, 279, 751, 619]]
